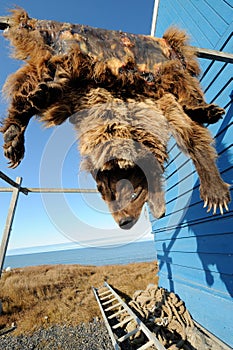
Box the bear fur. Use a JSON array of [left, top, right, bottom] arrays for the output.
[[0, 9, 230, 228]]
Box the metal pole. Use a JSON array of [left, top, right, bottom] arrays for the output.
[[196, 47, 233, 63], [0, 177, 22, 276], [150, 0, 160, 37], [0, 187, 98, 193], [0, 171, 28, 195]]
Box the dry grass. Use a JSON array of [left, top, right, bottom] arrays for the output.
[[0, 261, 158, 334]]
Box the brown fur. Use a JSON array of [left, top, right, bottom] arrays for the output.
[[0, 9, 230, 227]]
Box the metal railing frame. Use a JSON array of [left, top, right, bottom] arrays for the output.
[[0, 171, 96, 276]]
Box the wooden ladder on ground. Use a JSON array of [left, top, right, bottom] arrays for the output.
[[92, 282, 166, 350]]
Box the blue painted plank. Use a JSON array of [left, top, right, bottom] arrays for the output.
[[190, 0, 229, 34], [153, 193, 233, 235], [165, 146, 183, 169], [178, 0, 227, 39], [156, 0, 212, 47], [153, 3, 233, 346], [158, 263, 232, 300], [203, 70, 233, 105], [209, 103, 233, 138], [205, 0, 233, 25], [202, 61, 230, 94], [155, 143, 233, 226], [168, 0, 214, 47], [153, 209, 233, 237], [156, 232, 233, 254], [157, 250, 233, 275], [199, 26, 233, 76], [159, 267, 232, 302], [165, 177, 232, 218], [212, 22, 233, 52], [154, 221, 233, 239]]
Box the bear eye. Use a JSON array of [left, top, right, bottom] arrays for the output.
[[131, 192, 138, 201]]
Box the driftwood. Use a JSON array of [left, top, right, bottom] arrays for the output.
[[0, 9, 230, 228]]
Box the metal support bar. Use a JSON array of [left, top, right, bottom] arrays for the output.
[[196, 47, 233, 63], [0, 187, 98, 193], [0, 177, 22, 276], [0, 171, 28, 195]]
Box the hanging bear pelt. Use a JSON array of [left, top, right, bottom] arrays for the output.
[[0, 9, 230, 228]]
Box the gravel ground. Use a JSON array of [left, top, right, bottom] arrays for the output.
[[0, 319, 229, 350], [0, 320, 113, 350]]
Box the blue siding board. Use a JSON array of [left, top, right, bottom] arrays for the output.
[[204, 75, 233, 105], [156, 188, 233, 231], [190, 0, 229, 35], [209, 109, 232, 137], [202, 62, 229, 94], [203, 63, 228, 95], [213, 25, 233, 52], [177, 0, 227, 40], [169, 0, 213, 47], [154, 214, 233, 239], [153, 2, 233, 345], [156, 230, 233, 244], [166, 164, 195, 190], [167, 159, 195, 183], [166, 180, 197, 211], [158, 262, 233, 299], [224, 0, 233, 9], [216, 124, 233, 151], [166, 169, 196, 196], [156, 233, 233, 254], [205, 0, 233, 25], [157, 251, 233, 275], [202, 67, 233, 100], [159, 268, 232, 301]]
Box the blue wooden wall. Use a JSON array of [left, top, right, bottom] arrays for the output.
[[152, 0, 233, 346]]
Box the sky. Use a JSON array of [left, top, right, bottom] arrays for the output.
[[0, 0, 157, 251]]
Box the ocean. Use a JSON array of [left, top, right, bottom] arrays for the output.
[[3, 240, 156, 269]]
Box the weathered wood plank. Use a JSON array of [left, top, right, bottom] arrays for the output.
[[0, 177, 22, 276], [197, 47, 233, 63]]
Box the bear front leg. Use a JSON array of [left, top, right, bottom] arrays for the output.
[[1, 110, 33, 168], [184, 103, 225, 124], [191, 137, 230, 214], [1, 64, 44, 167], [2, 123, 24, 168], [1, 88, 37, 168], [157, 93, 231, 214]]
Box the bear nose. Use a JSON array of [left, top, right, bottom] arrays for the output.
[[119, 217, 135, 230]]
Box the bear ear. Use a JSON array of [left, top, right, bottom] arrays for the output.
[[147, 170, 166, 219], [148, 187, 166, 219], [137, 156, 166, 219]]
